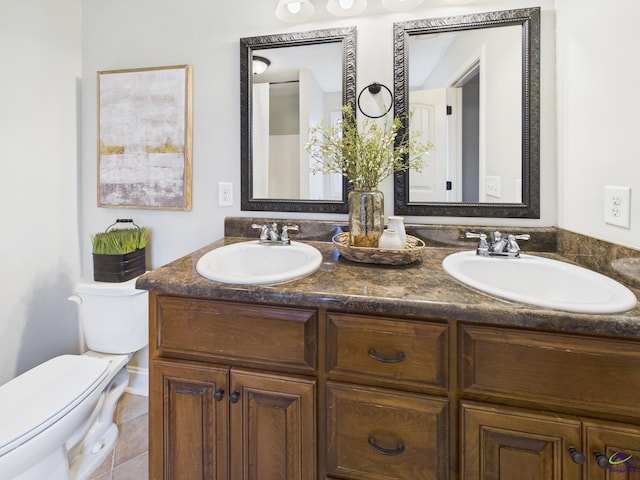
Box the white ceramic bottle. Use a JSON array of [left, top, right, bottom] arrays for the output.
[[378, 229, 404, 249], [387, 216, 406, 247]]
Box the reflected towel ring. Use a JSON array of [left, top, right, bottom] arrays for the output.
[[357, 82, 394, 118]]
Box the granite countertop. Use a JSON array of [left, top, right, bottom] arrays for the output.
[[136, 236, 640, 339]]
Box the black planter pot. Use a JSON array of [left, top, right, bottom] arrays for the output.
[[93, 247, 146, 283]]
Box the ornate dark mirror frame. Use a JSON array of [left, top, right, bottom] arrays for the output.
[[393, 8, 540, 218], [240, 27, 357, 213]]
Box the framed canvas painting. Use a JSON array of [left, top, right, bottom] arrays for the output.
[[98, 65, 192, 210]]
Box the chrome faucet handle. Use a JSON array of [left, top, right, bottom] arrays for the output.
[[506, 234, 530, 253], [251, 223, 269, 241], [280, 225, 299, 242], [466, 232, 489, 255]]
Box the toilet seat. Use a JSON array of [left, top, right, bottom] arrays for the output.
[[0, 355, 109, 457]]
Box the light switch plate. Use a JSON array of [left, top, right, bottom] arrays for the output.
[[604, 185, 631, 229]]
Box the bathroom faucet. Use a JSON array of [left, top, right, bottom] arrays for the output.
[[466, 231, 530, 257], [251, 223, 299, 245]]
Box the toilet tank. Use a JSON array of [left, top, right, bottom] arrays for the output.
[[69, 276, 149, 354]]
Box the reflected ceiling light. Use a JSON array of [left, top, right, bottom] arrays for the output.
[[442, 0, 476, 3], [275, 0, 315, 22], [327, 0, 367, 16], [381, 0, 424, 11], [252, 56, 270, 75]]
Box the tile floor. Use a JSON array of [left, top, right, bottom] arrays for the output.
[[88, 393, 149, 480]]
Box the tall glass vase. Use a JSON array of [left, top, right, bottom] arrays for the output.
[[348, 190, 384, 247]]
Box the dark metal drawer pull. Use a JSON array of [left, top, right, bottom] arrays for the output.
[[368, 348, 405, 363], [368, 437, 405, 456]]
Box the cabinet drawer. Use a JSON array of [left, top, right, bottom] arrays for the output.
[[460, 325, 640, 416], [327, 312, 448, 389], [326, 382, 449, 480], [155, 296, 317, 371]]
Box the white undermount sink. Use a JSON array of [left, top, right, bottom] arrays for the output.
[[442, 250, 638, 314], [196, 240, 323, 285]]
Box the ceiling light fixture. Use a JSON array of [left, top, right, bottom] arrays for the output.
[[327, 0, 367, 17], [275, 0, 315, 22], [381, 0, 424, 11], [252, 56, 271, 75]]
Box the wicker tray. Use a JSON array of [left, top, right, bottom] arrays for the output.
[[332, 232, 425, 265]]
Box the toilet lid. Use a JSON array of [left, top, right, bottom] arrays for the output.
[[0, 355, 109, 456]]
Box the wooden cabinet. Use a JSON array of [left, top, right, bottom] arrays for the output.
[[326, 382, 448, 480], [459, 325, 640, 417], [151, 359, 229, 480], [149, 291, 640, 480], [154, 296, 317, 373], [461, 401, 640, 480], [460, 325, 640, 480], [151, 359, 315, 480], [150, 295, 317, 480], [583, 420, 640, 479], [325, 312, 450, 479], [229, 369, 316, 480], [326, 312, 449, 392], [461, 401, 582, 480]]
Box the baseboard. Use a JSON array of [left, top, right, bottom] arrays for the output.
[[126, 365, 148, 397]]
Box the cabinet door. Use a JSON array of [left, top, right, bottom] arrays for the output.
[[461, 401, 582, 480], [229, 369, 316, 480], [583, 419, 640, 479], [150, 359, 229, 480]]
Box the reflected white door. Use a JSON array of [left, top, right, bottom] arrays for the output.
[[409, 88, 449, 202]]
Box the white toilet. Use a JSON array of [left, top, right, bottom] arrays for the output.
[[0, 277, 148, 480]]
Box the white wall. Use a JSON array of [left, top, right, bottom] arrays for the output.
[[2, 0, 638, 385], [556, 0, 640, 250], [80, 0, 557, 279], [0, 0, 82, 384]]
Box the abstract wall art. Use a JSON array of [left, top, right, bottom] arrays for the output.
[[98, 65, 192, 210]]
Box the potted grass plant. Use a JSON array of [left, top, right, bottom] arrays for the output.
[[305, 105, 432, 247], [92, 219, 147, 282]]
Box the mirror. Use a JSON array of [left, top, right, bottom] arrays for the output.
[[241, 27, 356, 213], [393, 8, 540, 218]]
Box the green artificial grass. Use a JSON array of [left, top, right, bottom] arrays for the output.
[[92, 228, 147, 255]]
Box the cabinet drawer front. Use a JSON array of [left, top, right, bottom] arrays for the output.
[[156, 296, 317, 371], [326, 382, 449, 480], [460, 325, 640, 416], [327, 313, 448, 389]]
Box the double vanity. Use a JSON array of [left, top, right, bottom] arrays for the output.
[[138, 218, 640, 480]]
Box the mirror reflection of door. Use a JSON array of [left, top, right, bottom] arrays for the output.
[[407, 25, 522, 204], [408, 93, 448, 202]]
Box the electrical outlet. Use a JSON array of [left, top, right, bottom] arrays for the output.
[[218, 182, 233, 207], [485, 175, 501, 198], [604, 185, 631, 228]]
